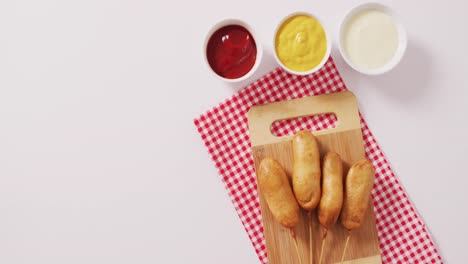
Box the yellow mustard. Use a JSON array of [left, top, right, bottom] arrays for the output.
[[275, 15, 327, 72]]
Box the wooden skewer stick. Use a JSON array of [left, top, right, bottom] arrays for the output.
[[318, 228, 328, 264], [307, 211, 313, 264], [340, 230, 352, 264], [290, 229, 303, 264]]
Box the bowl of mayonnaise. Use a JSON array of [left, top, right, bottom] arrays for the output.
[[339, 3, 407, 75]]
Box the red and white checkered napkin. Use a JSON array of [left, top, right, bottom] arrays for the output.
[[194, 57, 443, 264]]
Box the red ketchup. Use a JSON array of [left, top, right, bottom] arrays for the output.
[[206, 25, 257, 79]]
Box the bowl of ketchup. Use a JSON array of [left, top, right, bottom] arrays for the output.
[[204, 19, 263, 82]]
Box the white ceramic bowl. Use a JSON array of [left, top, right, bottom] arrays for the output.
[[273, 12, 331, 76], [203, 19, 263, 83], [338, 3, 407, 75]]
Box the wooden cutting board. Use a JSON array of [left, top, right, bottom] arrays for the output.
[[248, 91, 381, 264]]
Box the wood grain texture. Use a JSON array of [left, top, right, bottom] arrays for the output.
[[248, 92, 381, 264], [248, 91, 361, 147]]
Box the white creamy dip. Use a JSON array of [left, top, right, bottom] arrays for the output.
[[343, 10, 399, 70]]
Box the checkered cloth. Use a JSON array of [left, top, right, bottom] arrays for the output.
[[194, 57, 443, 264]]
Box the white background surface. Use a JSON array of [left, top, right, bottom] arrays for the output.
[[0, 0, 466, 263]]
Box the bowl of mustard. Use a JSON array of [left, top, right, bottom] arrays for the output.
[[274, 12, 331, 75]]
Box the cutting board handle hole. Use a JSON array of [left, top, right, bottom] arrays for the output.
[[270, 113, 338, 137]]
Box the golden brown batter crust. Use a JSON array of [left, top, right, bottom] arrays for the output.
[[318, 152, 344, 229], [292, 130, 321, 210], [341, 159, 375, 230], [258, 158, 300, 228]]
